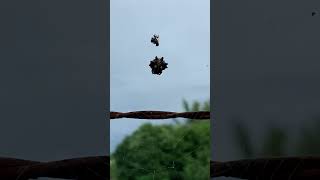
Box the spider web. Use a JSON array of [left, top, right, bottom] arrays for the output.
[[111, 120, 210, 180]]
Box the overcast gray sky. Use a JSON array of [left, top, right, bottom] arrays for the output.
[[110, 0, 210, 152]]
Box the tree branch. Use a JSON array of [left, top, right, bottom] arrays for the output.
[[1, 156, 320, 179], [110, 111, 210, 120], [0, 156, 109, 180], [211, 156, 320, 180]]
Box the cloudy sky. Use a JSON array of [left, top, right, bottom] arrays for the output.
[[110, 0, 210, 152]]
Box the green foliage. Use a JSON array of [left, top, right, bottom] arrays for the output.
[[183, 99, 210, 112], [232, 121, 289, 157], [111, 99, 210, 180], [202, 100, 210, 112], [261, 126, 287, 156], [232, 119, 254, 158], [182, 99, 190, 112], [297, 118, 320, 155], [110, 157, 118, 180], [112, 122, 210, 180], [232, 117, 320, 157], [183, 99, 210, 123]]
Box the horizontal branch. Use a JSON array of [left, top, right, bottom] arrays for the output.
[[211, 156, 320, 180], [1, 156, 320, 179], [110, 111, 210, 120], [0, 156, 109, 180]]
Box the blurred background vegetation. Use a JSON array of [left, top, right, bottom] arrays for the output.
[[110, 99, 320, 179], [110, 99, 210, 180], [232, 116, 320, 158]]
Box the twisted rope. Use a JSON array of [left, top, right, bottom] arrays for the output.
[[110, 111, 210, 120]]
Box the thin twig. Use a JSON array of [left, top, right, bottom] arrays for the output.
[[110, 111, 210, 120]]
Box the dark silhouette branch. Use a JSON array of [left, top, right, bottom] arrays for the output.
[[211, 156, 320, 180], [0, 156, 109, 180], [110, 111, 210, 120], [1, 155, 320, 179]]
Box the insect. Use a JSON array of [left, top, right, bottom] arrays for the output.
[[151, 34, 160, 46], [149, 56, 168, 75]]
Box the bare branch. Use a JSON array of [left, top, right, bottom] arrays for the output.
[[0, 156, 109, 180], [110, 111, 210, 120], [211, 156, 320, 180], [1, 155, 320, 179]]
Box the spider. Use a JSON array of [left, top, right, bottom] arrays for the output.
[[151, 34, 160, 46], [149, 56, 168, 75]]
